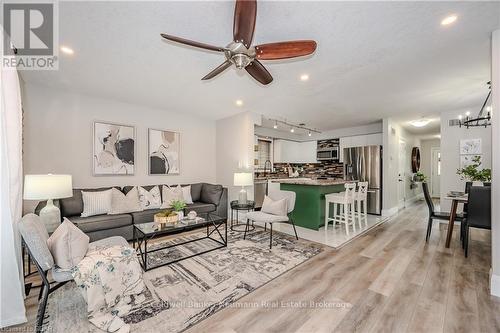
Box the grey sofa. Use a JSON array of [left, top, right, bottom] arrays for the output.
[[35, 183, 228, 242]]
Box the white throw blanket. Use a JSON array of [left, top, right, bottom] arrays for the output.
[[71, 245, 145, 333]]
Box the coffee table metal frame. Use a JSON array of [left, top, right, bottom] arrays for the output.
[[133, 213, 227, 271]]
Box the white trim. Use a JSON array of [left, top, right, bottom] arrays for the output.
[[0, 316, 27, 329], [382, 206, 398, 217], [430, 147, 441, 198], [491, 273, 500, 297]]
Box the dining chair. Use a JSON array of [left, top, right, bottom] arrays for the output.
[[244, 189, 298, 249], [18, 213, 131, 332], [463, 186, 491, 257], [422, 182, 464, 242]]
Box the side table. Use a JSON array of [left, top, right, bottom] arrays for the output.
[[230, 200, 255, 232]]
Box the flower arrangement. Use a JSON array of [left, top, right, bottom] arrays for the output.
[[456, 155, 492, 182]]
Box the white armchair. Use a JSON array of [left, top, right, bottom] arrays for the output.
[[244, 190, 298, 249]]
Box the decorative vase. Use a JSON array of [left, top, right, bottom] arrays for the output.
[[176, 211, 184, 220]]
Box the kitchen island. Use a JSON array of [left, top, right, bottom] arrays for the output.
[[274, 179, 350, 230]]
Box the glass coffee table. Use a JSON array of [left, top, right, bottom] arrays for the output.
[[133, 213, 227, 271]]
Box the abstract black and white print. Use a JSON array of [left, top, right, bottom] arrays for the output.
[[93, 121, 135, 175], [149, 129, 180, 175]]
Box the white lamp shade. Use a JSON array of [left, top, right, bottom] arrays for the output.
[[234, 172, 253, 186], [24, 174, 73, 200]]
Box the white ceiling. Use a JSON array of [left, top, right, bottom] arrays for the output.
[[20, 1, 500, 131]]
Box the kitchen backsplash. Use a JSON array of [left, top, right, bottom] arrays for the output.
[[257, 160, 344, 179]]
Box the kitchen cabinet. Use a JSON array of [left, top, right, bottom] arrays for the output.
[[339, 133, 382, 162], [274, 139, 316, 163]]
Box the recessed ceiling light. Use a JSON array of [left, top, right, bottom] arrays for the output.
[[273, 120, 278, 129], [290, 127, 295, 133], [235, 99, 243, 106], [410, 119, 431, 127], [60, 46, 74, 55], [300, 74, 309, 81], [441, 15, 457, 26]]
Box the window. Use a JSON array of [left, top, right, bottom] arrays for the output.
[[257, 139, 272, 170]]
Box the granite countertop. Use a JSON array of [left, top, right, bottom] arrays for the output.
[[271, 178, 350, 186]]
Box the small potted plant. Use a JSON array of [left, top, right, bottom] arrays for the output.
[[456, 155, 491, 186], [170, 199, 187, 220], [413, 171, 427, 182]]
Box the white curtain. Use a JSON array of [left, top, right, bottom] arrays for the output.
[[0, 63, 27, 326]]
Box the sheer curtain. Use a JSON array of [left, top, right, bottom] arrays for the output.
[[0, 64, 27, 327]]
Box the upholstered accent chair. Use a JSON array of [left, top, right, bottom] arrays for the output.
[[18, 214, 130, 332], [244, 190, 298, 249]]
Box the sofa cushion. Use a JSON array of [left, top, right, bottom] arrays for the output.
[[47, 218, 89, 269], [200, 183, 223, 206], [109, 187, 142, 215], [60, 187, 116, 217], [130, 209, 163, 224], [190, 183, 203, 202], [70, 214, 132, 233], [186, 202, 216, 215]]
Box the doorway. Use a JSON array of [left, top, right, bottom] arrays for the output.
[[431, 147, 441, 198], [398, 139, 407, 209]]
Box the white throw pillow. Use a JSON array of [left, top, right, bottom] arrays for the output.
[[138, 186, 162, 210], [109, 187, 143, 215], [181, 185, 194, 204], [81, 189, 112, 217], [261, 195, 288, 216], [47, 218, 89, 269], [161, 185, 184, 208]]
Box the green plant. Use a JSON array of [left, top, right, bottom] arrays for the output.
[[170, 200, 186, 212], [414, 171, 427, 182], [456, 155, 492, 182]]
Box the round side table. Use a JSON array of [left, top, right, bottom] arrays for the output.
[[230, 200, 255, 232]]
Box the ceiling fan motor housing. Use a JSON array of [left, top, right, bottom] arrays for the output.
[[225, 41, 256, 69]]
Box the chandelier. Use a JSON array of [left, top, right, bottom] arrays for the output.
[[460, 82, 492, 129]]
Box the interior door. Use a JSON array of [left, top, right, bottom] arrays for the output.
[[431, 148, 441, 198], [398, 140, 407, 209]]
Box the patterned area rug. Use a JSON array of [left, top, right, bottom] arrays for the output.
[[43, 228, 323, 333]]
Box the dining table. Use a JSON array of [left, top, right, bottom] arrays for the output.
[[443, 194, 469, 248]]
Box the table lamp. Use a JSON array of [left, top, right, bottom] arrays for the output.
[[234, 172, 253, 204], [24, 174, 73, 232]]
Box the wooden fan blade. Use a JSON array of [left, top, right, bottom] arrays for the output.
[[160, 33, 225, 52], [255, 40, 317, 60], [201, 61, 233, 80], [233, 0, 257, 48], [245, 60, 273, 85]]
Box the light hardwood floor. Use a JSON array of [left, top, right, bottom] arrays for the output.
[[10, 202, 500, 333]]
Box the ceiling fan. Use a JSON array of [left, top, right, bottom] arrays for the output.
[[160, 0, 317, 85]]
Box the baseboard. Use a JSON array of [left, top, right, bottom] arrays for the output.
[[382, 206, 398, 217], [406, 193, 424, 206], [490, 272, 500, 297]]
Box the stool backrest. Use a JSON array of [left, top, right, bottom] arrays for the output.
[[357, 182, 368, 199], [344, 183, 356, 202]]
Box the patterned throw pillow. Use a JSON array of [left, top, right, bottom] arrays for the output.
[[81, 189, 112, 217], [161, 185, 184, 208], [181, 185, 194, 204], [47, 218, 89, 269], [138, 186, 162, 210], [108, 187, 143, 215]]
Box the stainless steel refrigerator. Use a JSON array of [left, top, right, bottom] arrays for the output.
[[344, 145, 382, 215]]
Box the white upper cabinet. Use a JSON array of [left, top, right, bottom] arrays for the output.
[[339, 133, 382, 162], [274, 139, 316, 163]]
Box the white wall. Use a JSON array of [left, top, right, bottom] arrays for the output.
[[491, 29, 500, 297], [216, 111, 260, 204], [440, 108, 492, 211], [22, 83, 216, 213], [420, 139, 441, 196], [382, 118, 422, 216]]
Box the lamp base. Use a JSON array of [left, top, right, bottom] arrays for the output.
[[238, 188, 248, 205], [39, 199, 61, 233]]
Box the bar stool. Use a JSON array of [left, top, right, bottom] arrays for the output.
[[355, 182, 368, 228], [324, 183, 357, 235]]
